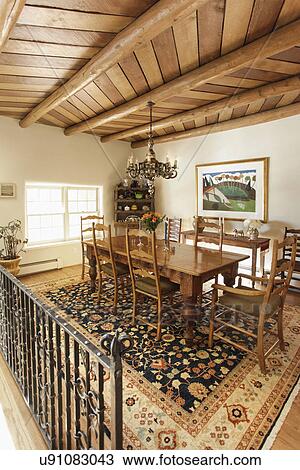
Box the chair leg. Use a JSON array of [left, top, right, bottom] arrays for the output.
[[277, 307, 285, 351], [132, 291, 137, 326], [97, 271, 103, 302], [81, 252, 85, 280], [156, 301, 162, 340], [120, 275, 125, 297], [257, 315, 266, 374], [208, 289, 217, 348], [113, 277, 118, 308]]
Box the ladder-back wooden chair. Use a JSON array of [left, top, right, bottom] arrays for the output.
[[194, 217, 223, 251], [194, 217, 224, 298], [92, 222, 128, 307], [279, 227, 300, 291], [166, 217, 182, 243], [81, 215, 104, 279], [125, 228, 179, 340], [208, 236, 297, 373]]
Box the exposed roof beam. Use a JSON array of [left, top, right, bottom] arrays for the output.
[[101, 75, 300, 142], [64, 19, 300, 136], [0, 0, 25, 52], [19, 0, 206, 128], [130, 101, 300, 148]]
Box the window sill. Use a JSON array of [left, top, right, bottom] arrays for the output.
[[27, 240, 81, 250]]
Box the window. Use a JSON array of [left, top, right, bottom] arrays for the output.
[[26, 184, 102, 245]]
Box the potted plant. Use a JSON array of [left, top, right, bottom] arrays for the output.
[[0, 219, 27, 276]]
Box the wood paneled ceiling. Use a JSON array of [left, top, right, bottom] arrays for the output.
[[1, 0, 300, 147]]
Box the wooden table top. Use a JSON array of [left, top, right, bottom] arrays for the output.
[[182, 230, 270, 250], [86, 237, 249, 277]]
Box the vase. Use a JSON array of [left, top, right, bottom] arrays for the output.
[[0, 256, 21, 276]]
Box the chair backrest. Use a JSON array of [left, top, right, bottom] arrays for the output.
[[92, 223, 116, 277], [125, 228, 161, 297], [81, 215, 104, 242], [194, 216, 223, 251], [264, 236, 297, 306], [283, 228, 300, 264], [166, 217, 182, 243]]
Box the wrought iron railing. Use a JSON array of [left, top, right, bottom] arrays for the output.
[[0, 266, 130, 450]]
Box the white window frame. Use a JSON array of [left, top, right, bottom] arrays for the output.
[[25, 183, 102, 247]]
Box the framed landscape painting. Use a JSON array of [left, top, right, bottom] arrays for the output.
[[196, 157, 269, 222]]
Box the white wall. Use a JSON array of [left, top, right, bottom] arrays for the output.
[[0, 117, 130, 270], [132, 114, 300, 269]]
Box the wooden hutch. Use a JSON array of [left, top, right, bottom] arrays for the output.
[[114, 180, 155, 235]]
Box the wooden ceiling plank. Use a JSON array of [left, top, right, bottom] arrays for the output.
[[271, 46, 300, 63], [173, 11, 199, 74], [100, 75, 300, 142], [84, 82, 114, 110], [106, 64, 137, 100], [0, 95, 42, 103], [134, 41, 163, 89], [198, 0, 225, 64], [75, 89, 104, 114], [221, 0, 254, 55], [25, 0, 158, 18], [67, 95, 96, 118], [276, 0, 300, 28], [276, 89, 300, 106], [131, 101, 300, 147], [254, 57, 300, 74], [218, 107, 233, 122], [19, 0, 204, 128], [209, 75, 266, 88], [94, 74, 125, 105], [11, 25, 115, 47], [17, 6, 133, 33], [119, 53, 149, 95], [0, 52, 88, 70], [65, 19, 300, 136], [246, 0, 285, 43], [0, 0, 26, 52], [3, 40, 100, 59], [0, 64, 74, 79], [245, 97, 265, 115], [152, 27, 180, 82]]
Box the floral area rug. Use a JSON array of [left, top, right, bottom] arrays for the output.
[[34, 276, 300, 450]]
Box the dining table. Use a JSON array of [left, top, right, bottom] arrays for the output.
[[85, 237, 249, 344]]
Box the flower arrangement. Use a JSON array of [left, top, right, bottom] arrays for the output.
[[0, 219, 28, 260], [141, 212, 165, 232]]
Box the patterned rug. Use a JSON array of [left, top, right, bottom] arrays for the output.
[[33, 275, 300, 450]]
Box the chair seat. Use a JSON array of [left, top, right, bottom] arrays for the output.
[[219, 287, 281, 316], [136, 276, 179, 297], [102, 262, 128, 276], [277, 258, 300, 272]]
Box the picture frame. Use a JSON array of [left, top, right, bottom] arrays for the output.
[[0, 183, 16, 198], [196, 157, 269, 222]]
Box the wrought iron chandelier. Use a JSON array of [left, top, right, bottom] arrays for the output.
[[126, 101, 178, 194]]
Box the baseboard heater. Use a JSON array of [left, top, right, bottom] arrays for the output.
[[20, 257, 63, 276]]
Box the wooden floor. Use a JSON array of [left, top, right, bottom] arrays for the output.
[[0, 265, 299, 449]]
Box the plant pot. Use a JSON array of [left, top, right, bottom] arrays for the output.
[[0, 256, 21, 276]]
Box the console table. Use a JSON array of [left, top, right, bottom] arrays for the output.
[[181, 230, 270, 285]]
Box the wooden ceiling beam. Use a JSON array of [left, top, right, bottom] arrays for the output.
[[18, 0, 205, 129], [101, 75, 300, 142], [130, 101, 300, 148], [64, 19, 300, 136], [0, 0, 25, 52]]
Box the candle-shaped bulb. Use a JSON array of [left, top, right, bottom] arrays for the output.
[[174, 159, 178, 168], [166, 154, 169, 163]]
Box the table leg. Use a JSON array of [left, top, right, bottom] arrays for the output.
[[222, 262, 238, 287], [88, 254, 97, 293], [181, 275, 202, 346], [251, 245, 258, 287]]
